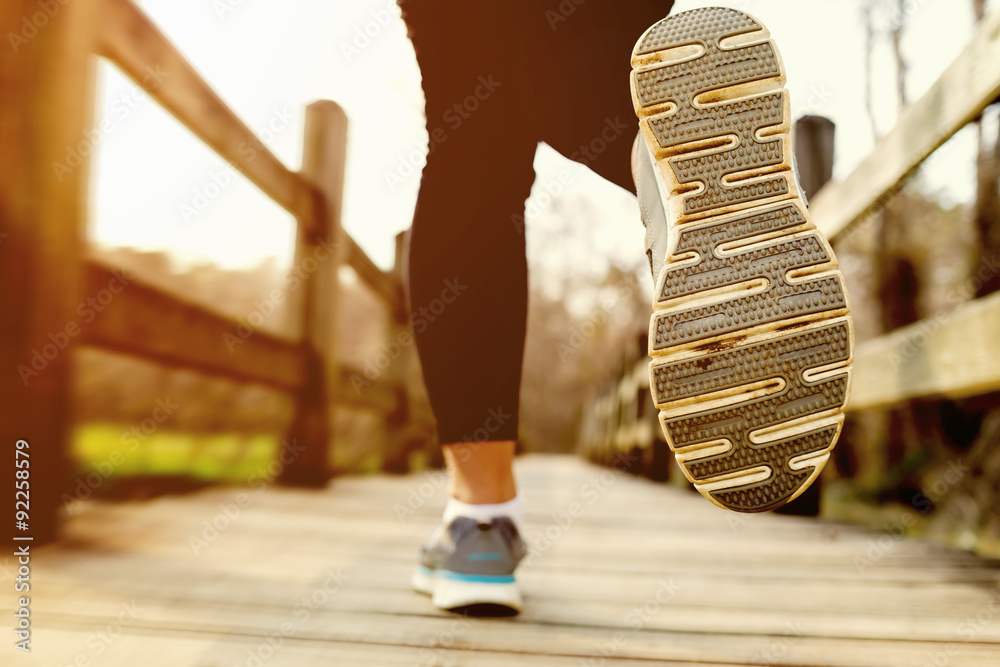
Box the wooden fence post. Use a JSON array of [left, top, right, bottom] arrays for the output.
[[794, 115, 836, 203], [381, 231, 414, 473], [0, 0, 102, 543], [279, 101, 347, 487]]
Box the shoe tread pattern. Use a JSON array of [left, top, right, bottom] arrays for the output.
[[631, 7, 853, 512], [652, 322, 850, 511], [633, 7, 787, 217], [652, 203, 847, 349]]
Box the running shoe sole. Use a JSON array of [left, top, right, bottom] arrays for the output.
[[412, 566, 522, 615], [630, 7, 853, 512]]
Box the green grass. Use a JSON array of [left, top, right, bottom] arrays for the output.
[[72, 423, 282, 484]]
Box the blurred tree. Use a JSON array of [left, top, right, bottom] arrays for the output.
[[923, 0, 1000, 555], [862, 1, 879, 142], [871, 0, 933, 488], [520, 182, 650, 454]]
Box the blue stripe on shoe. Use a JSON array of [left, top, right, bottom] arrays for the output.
[[440, 570, 515, 584], [467, 553, 503, 561], [418, 565, 516, 584]]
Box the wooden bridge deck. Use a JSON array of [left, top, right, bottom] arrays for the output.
[[11, 455, 1000, 666]]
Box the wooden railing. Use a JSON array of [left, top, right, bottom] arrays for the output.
[[580, 7, 1000, 480], [1, 0, 428, 541], [816, 7, 1000, 411]]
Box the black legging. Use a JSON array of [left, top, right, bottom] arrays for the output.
[[401, 0, 674, 444]]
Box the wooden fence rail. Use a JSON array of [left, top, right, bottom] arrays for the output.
[[817, 6, 1000, 412], [810, 7, 1000, 242], [97, 0, 400, 305], [1, 0, 425, 541]]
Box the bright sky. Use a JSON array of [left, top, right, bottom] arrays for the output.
[[88, 0, 998, 275]]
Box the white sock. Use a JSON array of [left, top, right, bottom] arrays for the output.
[[443, 495, 524, 533]]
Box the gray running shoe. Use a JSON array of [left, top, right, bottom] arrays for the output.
[[632, 132, 669, 282], [412, 516, 527, 615], [630, 7, 854, 513]]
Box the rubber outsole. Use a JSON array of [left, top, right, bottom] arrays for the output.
[[413, 567, 522, 615], [630, 7, 853, 513]]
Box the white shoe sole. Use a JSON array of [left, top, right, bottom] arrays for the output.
[[630, 8, 853, 512], [412, 567, 522, 613]]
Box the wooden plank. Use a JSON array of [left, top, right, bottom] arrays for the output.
[[26, 629, 740, 667], [30, 603, 1000, 667], [14, 456, 1000, 665], [29, 560, 1000, 642], [43, 463, 1000, 580], [848, 290, 1000, 410], [811, 7, 1000, 240], [29, 580, 1000, 643], [42, 489, 998, 572], [96, 0, 321, 230], [79, 261, 305, 390], [0, 0, 103, 543], [52, 511, 999, 585], [33, 539, 998, 610]]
